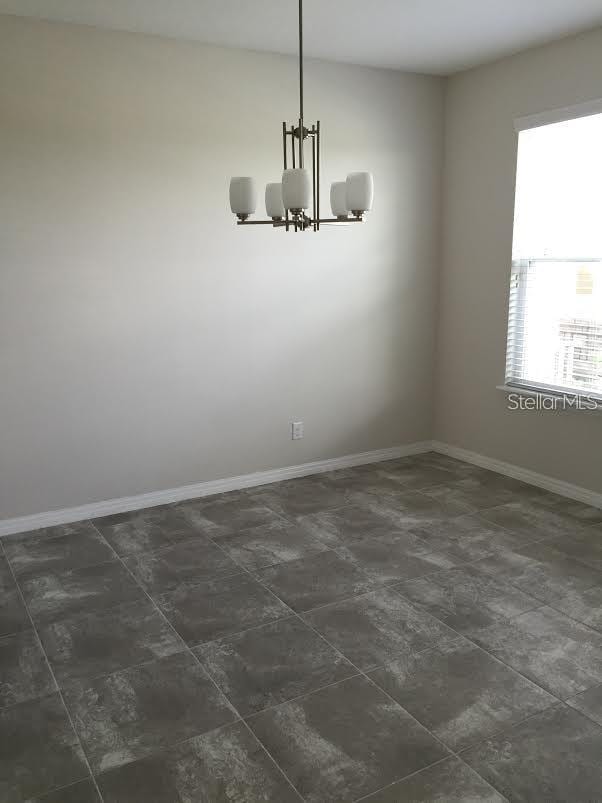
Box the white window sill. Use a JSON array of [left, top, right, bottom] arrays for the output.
[[497, 384, 602, 413]]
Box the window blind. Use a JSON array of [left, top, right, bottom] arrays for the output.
[[506, 259, 602, 400]]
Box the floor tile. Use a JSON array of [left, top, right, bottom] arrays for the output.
[[360, 756, 505, 802], [377, 460, 460, 491], [97, 721, 300, 802], [410, 513, 532, 562], [0, 693, 88, 803], [250, 476, 353, 517], [370, 487, 476, 527], [257, 550, 377, 613], [183, 495, 288, 534], [29, 778, 100, 802], [38, 598, 183, 686], [123, 538, 240, 594], [3, 522, 115, 580], [538, 497, 602, 525], [247, 675, 449, 803], [404, 452, 491, 480], [19, 561, 144, 626], [398, 564, 542, 633], [216, 521, 329, 571], [320, 465, 406, 495], [479, 499, 591, 541], [196, 617, 356, 716], [507, 484, 574, 508], [297, 503, 401, 548], [567, 682, 602, 726], [0, 555, 29, 636], [464, 605, 602, 699], [63, 651, 236, 773], [305, 586, 453, 670], [545, 526, 602, 571], [332, 530, 458, 584], [92, 505, 218, 557], [475, 542, 602, 605], [462, 705, 602, 803], [369, 637, 554, 750], [421, 477, 521, 513], [0, 629, 55, 708], [157, 572, 290, 645], [550, 584, 602, 632], [3, 462, 601, 801]]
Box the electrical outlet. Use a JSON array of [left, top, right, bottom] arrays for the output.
[[291, 421, 304, 440]]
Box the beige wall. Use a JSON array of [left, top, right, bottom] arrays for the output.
[[435, 27, 602, 494], [0, 15, 444, 519]]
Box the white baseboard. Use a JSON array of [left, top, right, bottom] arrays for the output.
[[431, 440, 602, 510], [4, 438, 599, 537], [0, 441, 432, 537]]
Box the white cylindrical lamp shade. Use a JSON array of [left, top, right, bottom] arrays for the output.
[[265, 183, 285, 219], [330, 182, 349, 217], [346, 172, 374, 213], [282, 168, 311, 211], [229, 177, 257, 216]]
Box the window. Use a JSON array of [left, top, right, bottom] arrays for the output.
[[505, 107, 602, 402]]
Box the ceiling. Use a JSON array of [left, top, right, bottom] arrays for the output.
[[2, 0, 602, 75]]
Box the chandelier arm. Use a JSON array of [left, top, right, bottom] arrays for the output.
[[319, 218, 363, 223], [237, 220, 283, 226], [299, 0, 304, 126], [282, 122, 290, 231], [315, 120, 320, 231], [311, 128, 317, 231]]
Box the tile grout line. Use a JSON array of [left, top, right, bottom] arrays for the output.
[[235, 719, 305, 802], [87, 520, 307, 802], [240, 671, 364, 723], [88, 524, 249, 705], [292, 617, 509, 800], [198, 526, 507, 799], [389, 579, 547, 622], [564, 682, 602, 730], [383, 487, 602, 623], [10, 505, 460, 796], [184, 526, 333, 801], [6, 472, 586, 598], [378, 468, 602, 538], [0, 539, 107, 803], [91, 717, 252, 780], [95, 496, 562, 633], [351, 756, 455, 802], [198, 494, 602, 797], [241, 544, 495, 619], [8, 468, 600, 799], [494, 582, 602, 637], [32, 775, 107, 803], [454, 558, 602, 636], [206, 501, 602, 798], [350, 754, 497, 803], [296, 602, 560, 803], [350, 699, 578, 803], [388, 584, 602, 723]]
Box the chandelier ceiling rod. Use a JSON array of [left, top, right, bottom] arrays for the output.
[[298, 0, 304, 167], [228, 0, 374, 232]]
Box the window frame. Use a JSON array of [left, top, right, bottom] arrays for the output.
[[503, 100, 602, 409]]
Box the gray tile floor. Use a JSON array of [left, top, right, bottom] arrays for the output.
[[2, 452, 602, 801]]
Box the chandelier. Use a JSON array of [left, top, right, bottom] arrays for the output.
[[228, 0, 374, 232]]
